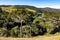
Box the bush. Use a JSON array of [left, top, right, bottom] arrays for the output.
[[21, 25, 31, 37], [10, 26, 20, 37], [31, 26, 39, 36], [0, 27, 8, 37], [21, 25, 47, 37]]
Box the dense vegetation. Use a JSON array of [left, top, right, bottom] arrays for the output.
[[0, 5, 60, 38]]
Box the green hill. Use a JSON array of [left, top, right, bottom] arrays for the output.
[[0, 5, 60, 37]]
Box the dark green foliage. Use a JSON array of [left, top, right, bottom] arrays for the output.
[[0, 27, 8, 37], [21, 25, 31, 37], [10, 26, 20, 37], [31, 24, 47, 36]]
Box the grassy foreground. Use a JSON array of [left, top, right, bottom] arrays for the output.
[[0, 35, 60, 40]]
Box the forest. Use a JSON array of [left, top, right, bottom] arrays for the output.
[[0, 5, 60, 38]]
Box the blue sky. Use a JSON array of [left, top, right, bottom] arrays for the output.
[[0, 0, 60, 8]]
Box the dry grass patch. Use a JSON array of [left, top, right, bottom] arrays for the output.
[[0, 35, 60, 40]]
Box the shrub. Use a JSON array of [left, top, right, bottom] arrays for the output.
[[10, 26, 20, 37], [21, 25, 31, 37], [0, 27, 8, 37]]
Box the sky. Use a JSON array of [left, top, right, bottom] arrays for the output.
[[0, 0, 60, 9]]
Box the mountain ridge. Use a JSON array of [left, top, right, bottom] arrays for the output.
[[0, 5, 60, 12]]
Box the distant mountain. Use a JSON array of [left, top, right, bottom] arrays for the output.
[[14, 5, 60, 12], [39, 7, 60, 12], [0, 5, 60, 12]]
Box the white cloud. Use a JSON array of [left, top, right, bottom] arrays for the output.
[[36, 5, 60, 9]]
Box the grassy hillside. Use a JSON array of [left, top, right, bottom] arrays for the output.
[[0, 5, 60, 38]]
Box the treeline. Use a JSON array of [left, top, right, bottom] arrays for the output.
[[0, 7, 60, 37]]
